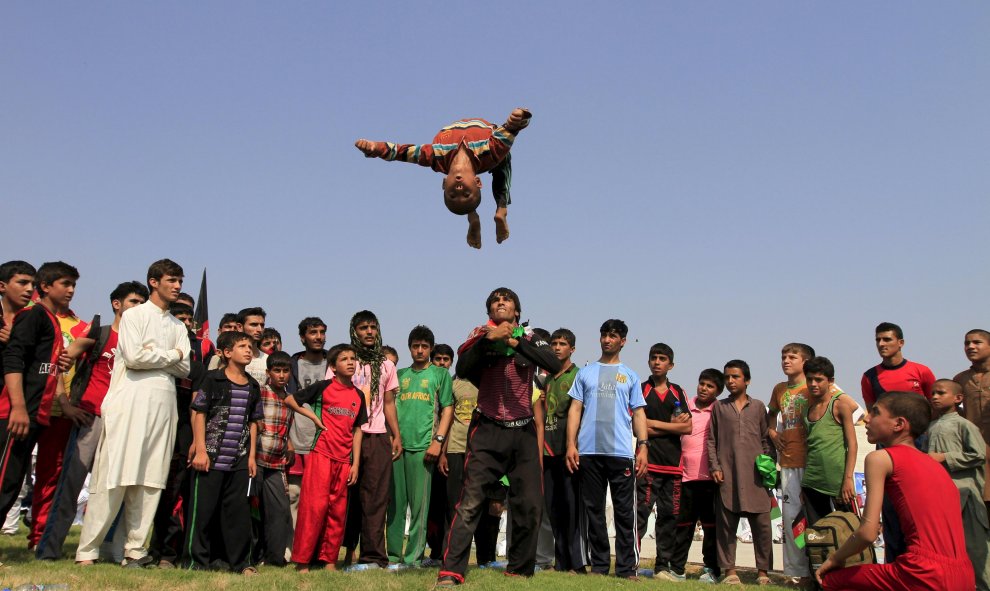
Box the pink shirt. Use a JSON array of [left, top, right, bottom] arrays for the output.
[[326, 359, 398, 434], [680, 396, 715, 482]]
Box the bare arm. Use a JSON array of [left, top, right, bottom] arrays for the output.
[[2, 373, 30, 439], [816, 451, 888, 584], [284, 394, 325, 431], [190, 410, 209, 471], [836, 395, 859, 505], [534, 396, 546, 459], [384, 387, 402, 457], [248, 422, 258, 478], [633, 407, 648, 477], [426, 405, 454, 463], [565, 399, 584, 473], [348, 428, 363, 485]]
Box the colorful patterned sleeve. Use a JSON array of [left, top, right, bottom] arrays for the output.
[[373, 141, 435, 167]]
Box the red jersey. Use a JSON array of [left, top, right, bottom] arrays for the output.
[[76, 330, 117, 416], [293, 378, 367, 463], [883, 445, 969, 560], [860, 359, 936, 408]]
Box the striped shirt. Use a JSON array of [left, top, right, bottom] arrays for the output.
[[367, 118, 526, 174]]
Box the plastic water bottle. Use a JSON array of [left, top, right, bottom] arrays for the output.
[[672, 400, 685, 417]]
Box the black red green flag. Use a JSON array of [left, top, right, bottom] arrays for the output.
[[194, 269, 209, 342]]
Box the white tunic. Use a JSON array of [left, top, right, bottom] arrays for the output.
[[90, 300, 190, 491]]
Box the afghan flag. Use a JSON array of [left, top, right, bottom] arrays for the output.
[[194, 268, 209, 342], [769, 492, 782, 520], [792, 508, 808, 549]]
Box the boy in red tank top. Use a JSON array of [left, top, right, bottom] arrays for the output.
[[817, 391, 974, 591]]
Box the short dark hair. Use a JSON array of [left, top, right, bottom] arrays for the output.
[[599, 319, 628, 338], [35, 261, 79, 291], [169, 303, 194, 317], [432, 343, 455, 360], [110, 281, 149, 304], [237, 307, 266, 324], [220, 312, 239, 327], [875, 391, 931, 438], [934, 378, 962, 397], [267, 351, 292, 370], [0, 261, 36, 283], [350, 310, 379, 329], [724, 359, 751, 381], [408, 325, 435, 348], [550, 328, 576, 347], [486, 287, 521, 320], [298, 316, 327, 337], [146, 259, 183, 289], [177, 292, 195, 307], [382, 345, 398, 361], [803, 356, 835, 379], [698, 368, 725, 392], [781, 343, 815, 360], [966, 329, 990, 341], [262, 327, 282, 342], [217, 330, 252, 352], [531, 328, 551, 343], [327, 343, 356, 366], [649, 343, 674, 362], [875, 322, 903, 340]]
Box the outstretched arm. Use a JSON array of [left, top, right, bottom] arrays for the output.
[[354, 139, 435, 167]]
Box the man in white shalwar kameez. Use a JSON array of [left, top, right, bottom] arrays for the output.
[[76, 259, 190, 566]]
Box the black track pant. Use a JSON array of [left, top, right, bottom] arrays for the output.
[[445, 452, 499, 564], [183, 468, 252, 572], [580, 455, 638, 578], [636, 471, 680, 572], [0, 421, 41, 519], [440, 415, 542, 582], [671, 480, 719, 577]]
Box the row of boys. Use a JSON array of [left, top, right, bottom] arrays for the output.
[[1, 259, 987, 590]]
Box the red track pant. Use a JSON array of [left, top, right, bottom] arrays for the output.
[[291, 453, 350, 566], [30, 416, 73, 547]]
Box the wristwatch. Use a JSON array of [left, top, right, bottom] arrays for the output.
[[434, 434, 446, 444], [636, 439, 648, 447]]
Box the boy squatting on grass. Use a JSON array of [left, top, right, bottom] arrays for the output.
[[354, 108, 531, 249], [817, 391, 974, 591]]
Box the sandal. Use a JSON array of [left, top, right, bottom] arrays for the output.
[[722, 574, 744, 585], [757, 575, 773, 585], [242, 566, 259, 576]]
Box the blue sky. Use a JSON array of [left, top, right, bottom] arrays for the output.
[[3, 2, 988, 402]]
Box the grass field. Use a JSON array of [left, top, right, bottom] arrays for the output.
[[0, 525, 792, 590]]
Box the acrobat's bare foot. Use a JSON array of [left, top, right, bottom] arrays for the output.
[[504, 109, 532, 133], [467, 213, 482, 249], [494, 208, 510, 244]]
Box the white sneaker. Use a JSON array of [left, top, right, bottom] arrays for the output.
[[656, 570, 686, 582], [699, 568, 718, 583]]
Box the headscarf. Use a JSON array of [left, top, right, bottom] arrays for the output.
[[350, 312, 385, 405]]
